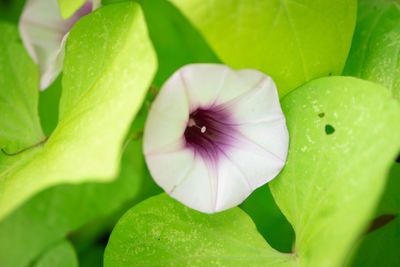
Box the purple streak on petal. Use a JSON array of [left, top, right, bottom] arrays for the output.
[[62, 1, 92, 36], [184, 105, 240, 163]]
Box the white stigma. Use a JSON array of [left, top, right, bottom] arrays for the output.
[[201, 126, 206, 133]]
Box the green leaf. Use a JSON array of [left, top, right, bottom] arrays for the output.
[[39, 75, 62, 136], [137, 0, 219, 87], [0, 0, 26, 23], [0, 22, 44, 170], [270, 77, 400, 267], [57, 0, 86, 19], [240, 184, 295, 253], [33, 240, 78, 267], [78, 244, 105, 267], [347, 216, 400, 267], [343, 0, 400, 101], [376, 162, 400, 216], [168, 0, 357, 97], [104, 194, 297, 267], [0, 2, 157, 219], [0, 137, 159, 267]]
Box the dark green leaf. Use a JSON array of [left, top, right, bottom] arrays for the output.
[[240, 184, 295, 253], [348, 216, 400, 267], [344, 0, 400, 100]]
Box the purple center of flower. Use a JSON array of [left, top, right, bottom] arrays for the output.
[[184, 107, 238, 162]]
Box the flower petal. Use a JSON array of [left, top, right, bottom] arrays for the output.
[[169, 157, 216, 213], [236, 121, 289, 164], [92, 0, 102, 10], [180, 64, 229, 110], [215, 68, 266, 104], [18, 0, 92, 90], [224, 75, 282, 123], [214, 155, 253, 212], [222, 75, 289, 160], [223, 140, 286, 190], [143, 64, 289, 213], [143, 71, 189, 155], [39, 33, 68, 90], [145, 148, 195, 193]]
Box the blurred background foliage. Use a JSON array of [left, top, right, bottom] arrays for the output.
[[0, 0, 399, 266]]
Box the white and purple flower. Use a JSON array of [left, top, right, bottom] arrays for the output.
[[18, 0, 100, 90], [143, 64, 289, 213]]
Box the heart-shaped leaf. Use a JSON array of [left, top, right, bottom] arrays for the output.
[[167, 0, 357, 96], [0, 2, 157, 219], [270, 76, 400, 267], [104, 193, 297, 267]]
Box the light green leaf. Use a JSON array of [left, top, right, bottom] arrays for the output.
[[0, 137, 159, 267], [33, 240, 78, 267], [343, 0, 400, 101], [0, 23, 44, 172], [0, 2, 157, 220], [137, 0, 219, 87], [168, 0, 357, 97], [57, 0, 86, 19], [104, 194, 297, 267], [270, 77, 400, 267], [347, 216, 400, 267]]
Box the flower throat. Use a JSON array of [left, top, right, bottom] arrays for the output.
[[184, 107, 237, 162]]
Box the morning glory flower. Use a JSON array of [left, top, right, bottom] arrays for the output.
[[18, 0, 100, 90], [143, 64, 289, 213]]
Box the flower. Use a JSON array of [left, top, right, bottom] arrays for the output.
[[143, 64, 289, 213], [18, 0, 100, 90]]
